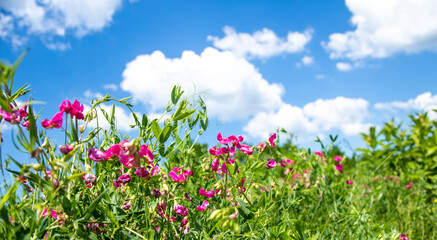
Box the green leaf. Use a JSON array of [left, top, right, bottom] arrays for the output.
[[151, 120, 161, 139], [76, 188, 110, 222], [173, 109, 196, 121], [159, 125, 172, 143]]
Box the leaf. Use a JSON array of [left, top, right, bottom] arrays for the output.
[[76, 188, 110, 222], [151, 120, 161, 139], [173, 109, 196, 121], [235, 198, 252, 214], [159, 125, 172, 143]]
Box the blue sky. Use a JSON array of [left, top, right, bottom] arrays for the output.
[[1, 0, 437, 152]]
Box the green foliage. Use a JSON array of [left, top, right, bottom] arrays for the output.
[[0, 54, 436, 240]]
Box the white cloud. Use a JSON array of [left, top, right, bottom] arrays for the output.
[[244, 97, 371, 139], [301, 55, 314, 66], [103, 84, 119, 91], [0, 0, 123, 47], [336, 62, 353, 71], [375, 92, 437, 119], [45, 42, 71, 51], [323, 0, 437, 60], [121, 47, 284, 121], [84, 90, 104, 100], [208, 26, 312, 59]]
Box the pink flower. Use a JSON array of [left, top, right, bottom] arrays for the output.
[[60, 99, 84, 120], [0, 104, 27, 124], [239, 144, 253, 155], [269, 133, 276, 148], [113, 174, 131, 187], [406, 182, 413, 189], [121, 202, 132, 210], [89, 148, 106, 162], [169, 171, 187, 183], [139, 144, 154, 163], [42, 209, 59, 218], [134, 167, 150, 179], [217, 133, 243, 146], [21, 120, 30, 130], [335, 164, 343, 173], [196, 200, 209, 211], [174, 205, 188, 216], [346, 180, 353, 185], [314, 151, 324, 157], [105, 144, 121, 159], [199, 188, 215, 198], [280, 159, 293, 167], [400, 234, 409, 240], [82, 173, 97, 187], [41, 112, 63, 129], [333, 156, 342, 162], [265, 159, 278, 169], [173, 166, 183, 172], [212, 158, 219, 171], [59, 144, 74, 155]]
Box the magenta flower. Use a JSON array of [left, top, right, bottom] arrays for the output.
[[314, 151, 324, 157], [59, 144, 74, 155], [116, 174, 131, 184], [196, 200, 209, 211], [335, 164, 343, 173], [265, 159, 278, 169], [89, 148, 106, 162], [346, 180, 353, 185], [269, 133, 276, 148], [82, 173, 97, 188], [174, 205, 188, 216], [139, 144, 154, 163], [0, 104, 27, 124], [60, 99, 84, 120], [42, 209, 59, 218], [105, 143, 121, 160], [400, 234, 409, 240], [280, 159, 293, 167], [212, 158, 219, 171], [134, 167, 150, 179], [21, 120, 30, 130], [406, 182, 413, 189], [199, 188, 215, 198], [121, 202, 132, 210], [41, 112, 63, 129], [169, 171, 187, 183], [173, 166, 183, 172], [239, 144, 253, 155], [333, 156, 343, 162]]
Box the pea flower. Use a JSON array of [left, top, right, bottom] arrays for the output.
[[59, 99, 84, 120], [41, 112, 63, 129], [406, 182, 413, 189], [196, 200, 209, 211], [314, 151, 324, 157], [105, 143, 121, 160], [134, 167, 150, 179], [400, 234, 409, 240], [199, 188, 215, 198], [0, 104, 27, 124], [346, 180, 353, 185], [336, 164, 343, 173], [269, 133, 276, 148], [265, 159, 278, 169], [212, 158, 219, 171], [333, 156, 343, 162], [89, 148, 106, 162], [174, 205, 188, 216], [239, 144, 253, 155], [59, 144, 74, 155]]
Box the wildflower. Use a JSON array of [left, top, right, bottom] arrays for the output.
[[183, 226, 190, 235], [185, 192, 191, 201], [89, 148, 106, 162], [269, 133, 276, 148], [42, 209, 59, 218], [169, 171, 187, 183], [174, 205, 188, 216], [83, 173, 97, 187], [280, 159, 293, 167], [400, 234, 409, 240], [105, 143, 121, 160], [196, 200, 209, 211], [59, 144, 74, 155], [135, 167, 150, 179], [60, 99, 84, 120], [239, 144, 253, 155], [346, 180, 353, 185], [406, 182, 413, 189], [335, 164, 343, 173], [314, 151, 324, 157], [41, 112, 63, 129], [22, 120, 30, 130], [265, 159, 278, 169], [151, 188, 161, 198], [121, 202, 132, 210], [0, 104, 27, 124], [199, 188, 215, 198], [212, 158, 219, 171], [333, 156, 342, 162]]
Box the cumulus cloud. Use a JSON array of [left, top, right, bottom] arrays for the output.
[[121, 47, 284, 121], [375, 92, 437, 119], [336, 62, 353, 71], [244, 97, 371, 139], [323, 0, 437, 60], [208, 26, 312, 59], [301, 55, 314, 66], [0, 0, 123, 47]]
